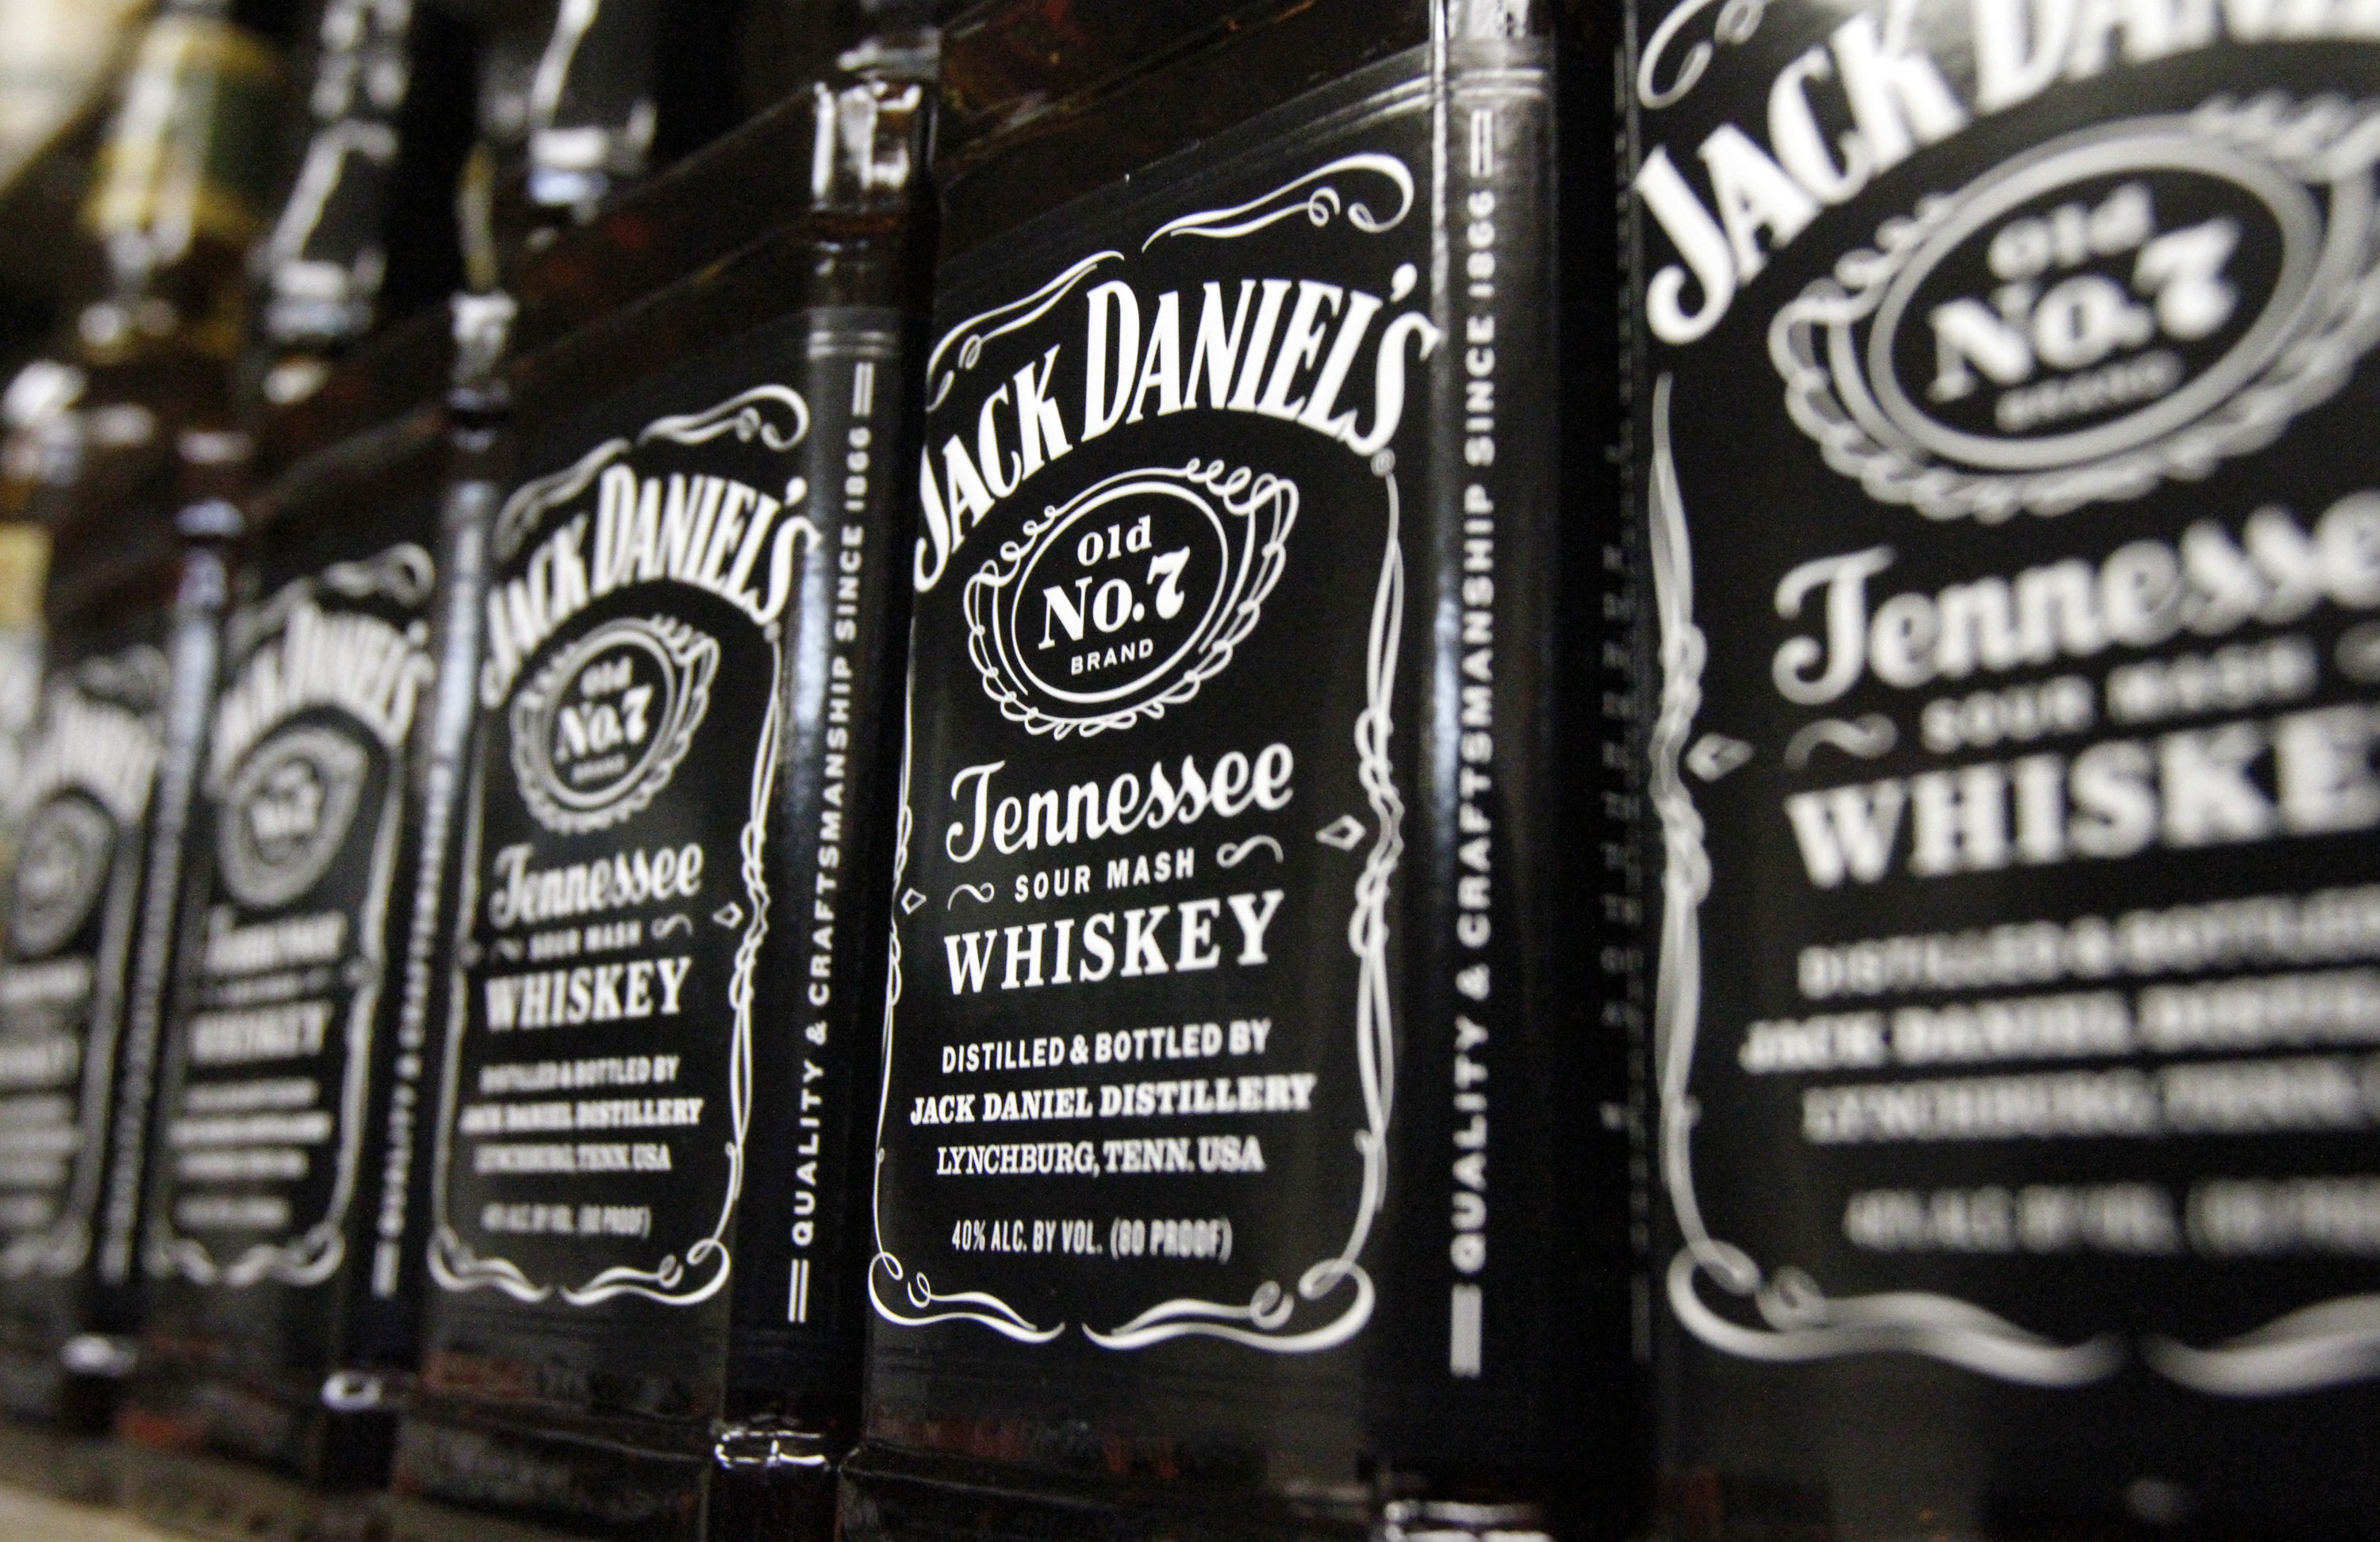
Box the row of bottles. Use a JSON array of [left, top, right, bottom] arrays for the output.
[[0, 1, 925, 1534], [0, 0, 2366, 1538]]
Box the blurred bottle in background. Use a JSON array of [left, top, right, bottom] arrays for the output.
[[47, 0, 297, 594], [0, 0, 154, 198], [106, 4, 481, 1535], [0, 523, 180, 1500], [0, 0, 155, 370], [0, 0, 297, 1498], [77, 0, 293, 380], [248, 0, 479, 411]]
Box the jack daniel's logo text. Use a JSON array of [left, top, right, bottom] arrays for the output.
[[915, 262, 1441, 592], [1633, 0, 2380, 518], [1633, 0, 2380, 341], [480, 431, 813, 708]]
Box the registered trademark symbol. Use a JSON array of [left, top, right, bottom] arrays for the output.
[[1370, 449, 1395, 478]]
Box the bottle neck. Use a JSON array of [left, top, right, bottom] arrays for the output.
[[523, 0, 662, 225], [446, 287, 517, 431], [253, 0, 416, 402], [806, 25, 936, 217], [78, 1, 286, 370]]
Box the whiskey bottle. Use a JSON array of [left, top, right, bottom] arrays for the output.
[[109, 29, 488, 1524], [0, 526, 180, 1500], [115, 403, 461, 1538], [842, 1, 1618, 1539], [388, 33, 931, 1542], [0, 428, 251, 1498], [1625, 0, 2380, 1534], [352, 26, 786, 1532], [42, 0, 294, 608], [0, 0, 293, 1493], [75, 0, 291, 387]]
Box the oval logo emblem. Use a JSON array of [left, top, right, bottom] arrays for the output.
[[509, 615, 719, 834], [217, 725, 369, 909], [963, 461, 1297, 737], [1774, 103, 2376, 520], [10, 796, 111, 957]]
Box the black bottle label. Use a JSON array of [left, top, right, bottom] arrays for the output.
[[424, 311, 902, 1372], [1631, 0, 2380, 1493], [0, 647, 164, 1285], [145, 548, 435, 1291], [876, 53, 1470, 1371]]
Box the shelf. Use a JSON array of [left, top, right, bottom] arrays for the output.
[[0, 1484, 186, 1542]]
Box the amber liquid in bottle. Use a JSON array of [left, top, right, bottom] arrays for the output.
[[1625, 0, 2380, 1535], [843, 2, 1622, 1540]]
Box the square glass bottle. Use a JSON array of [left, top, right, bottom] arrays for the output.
[[843, 2, 1627, 1539], [388, 44, 932, 1542]]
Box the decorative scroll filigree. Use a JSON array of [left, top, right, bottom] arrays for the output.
[[1142, 155, 1415, 249], [1650, 374, 2124, 1387]]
